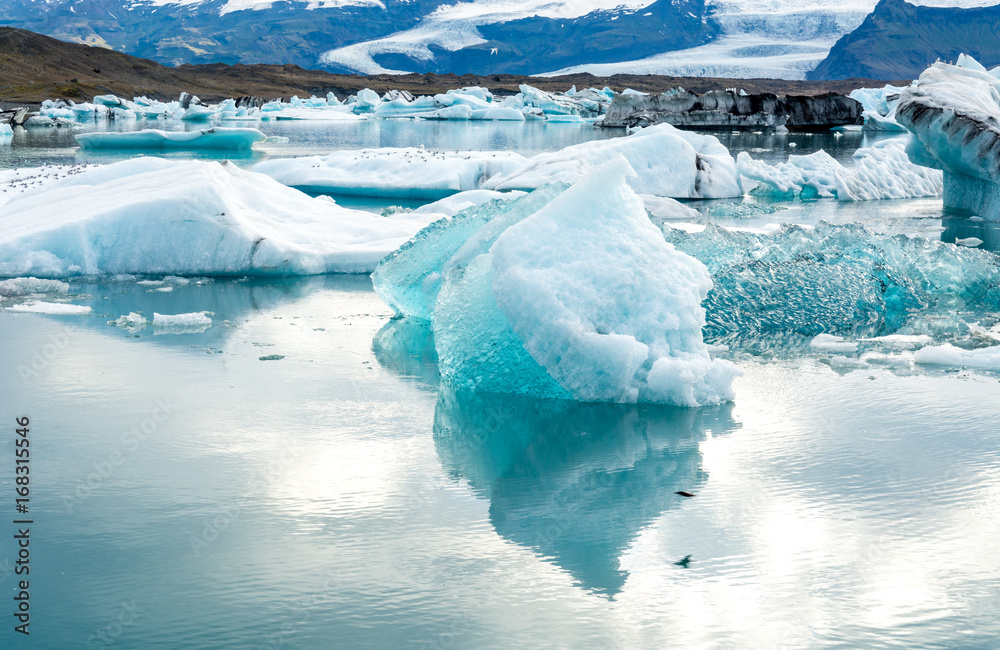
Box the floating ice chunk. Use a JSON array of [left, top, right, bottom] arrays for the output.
[[353, 88, 381, 114], [0, 277, 69, 296], [897, 59, 1000, 220], [0, 123, 12, 137], [737, 139, 942, 201], [483, 123, 742, 199], [154, 311, 211, 327], [0, 159, 443, 278], [809, 334, 858, 353], [913, 344, 1000, 370], [6, 301, 91, 314], [253, 148, 527, 200], [434, 157, 739, 406], [112, 312, 148, 331], [955, 237, 984, 247], [76, 128, 267, 151]]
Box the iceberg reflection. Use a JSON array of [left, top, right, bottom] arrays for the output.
[[433, 389, 739, 596]]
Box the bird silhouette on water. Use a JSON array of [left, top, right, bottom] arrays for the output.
[[674, 555, 693, 568]]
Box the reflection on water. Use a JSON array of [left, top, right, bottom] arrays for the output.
[[435, 388, 738, 596], [941, 213, 1000, 252], [374, 317, 741, 596]]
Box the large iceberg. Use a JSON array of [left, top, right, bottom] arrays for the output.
[[0, 159, 442, 278], [737, 139, 942, 200], [76, 128, 268, 151], [483, 123, 743, 199], [375, 157, 738, 407], [897, 58, 1000, 221], [252, 148, 527, 200], [849, 84, 910, 132]]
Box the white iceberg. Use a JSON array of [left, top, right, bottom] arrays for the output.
[[0, 158, 442, 278], [737, 139, 942, 201], [5, 302, 91, 315], [153, 311, 212, 328], [483, 123, 743, 199], [850, 84, 910, 132], [76, 128, 268, 151], [252, 148, 527, 200], [898, 58, 1000, 221], [376, 157, 739, 406]]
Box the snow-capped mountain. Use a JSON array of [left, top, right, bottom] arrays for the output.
[[0, 0, 995, 79]]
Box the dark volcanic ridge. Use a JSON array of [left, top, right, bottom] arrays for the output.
[[0, 28, 899, 108]]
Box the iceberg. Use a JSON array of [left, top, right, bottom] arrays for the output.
[[76, 128, 268, 151], [0, 277, 69, 296], [914, 344, 1000, 371], [153, 312, 212, 328], [252, 148, 527, 200], [850, 84, 910, 132], [483, 123, 743, 199], [376, 157, 738, 406], [0, 159, 442, 278], [897, 58, 1000, 221], [737, 139, 942, 200]]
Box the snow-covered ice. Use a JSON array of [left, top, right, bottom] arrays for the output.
[[153, 311, 212, 328], [76, 127, 268, 151], [0, 158, 444, 277], [738, 139, 942, 200], [483, 123, 743, 199], [253, 148, 527, 199]]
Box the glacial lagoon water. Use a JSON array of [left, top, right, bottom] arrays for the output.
[[1, 122, 999, 648]]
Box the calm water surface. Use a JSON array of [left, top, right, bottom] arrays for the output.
[[0, 121, 998, 648]]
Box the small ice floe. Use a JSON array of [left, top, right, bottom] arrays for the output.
[[137, 280, 164, 286], [809, 333, 858, 353], [111, 312, 147, 332], [6, 301, 91, 315], [968, 322, 1000, 342], [955, 237, 983, 247], [913, 344, 1000, 370], [153, 311, 212, 333], [824, 355, 868, 369]]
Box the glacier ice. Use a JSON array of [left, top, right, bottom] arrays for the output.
[[897, 58, 1000, 221], [0, 277, 69, 296], [661, 220, 1000, 345], [483, 123, 743, 199], [252, 148, 527, 199], [378, 156, 739, 406], [850, 84, 910, 132], [0, 159, 443, 278], [737, 139, 942, 200], [153, 312, 212, 328], [76, 127, 267, 151]]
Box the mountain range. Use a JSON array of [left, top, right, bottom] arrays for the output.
[[0, 0, 997, 80]]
